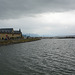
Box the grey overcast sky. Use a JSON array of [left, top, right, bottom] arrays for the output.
[[0, 0, 75, 36]]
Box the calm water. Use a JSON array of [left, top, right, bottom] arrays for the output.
[[0, 39, 75, 75]]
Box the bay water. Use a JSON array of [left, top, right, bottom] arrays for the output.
[[0, 39, 75, 75]]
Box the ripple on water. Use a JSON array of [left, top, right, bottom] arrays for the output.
[[0, 39, 75, 75]]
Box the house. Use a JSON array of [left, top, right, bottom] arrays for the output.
[[0, 28, 22, 40]]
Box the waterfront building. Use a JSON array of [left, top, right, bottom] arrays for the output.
[[0, 28, 22, 40]]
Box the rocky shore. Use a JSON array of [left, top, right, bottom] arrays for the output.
[[0, 38, 41, 46]]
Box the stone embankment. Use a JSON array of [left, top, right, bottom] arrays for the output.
[[0, 38, 41, 45]]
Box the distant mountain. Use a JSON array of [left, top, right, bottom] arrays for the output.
[[23, 33, 40, 37], [23, 33, 75, 38]]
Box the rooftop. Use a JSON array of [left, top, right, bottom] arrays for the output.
[[0, 28, 21, 34]]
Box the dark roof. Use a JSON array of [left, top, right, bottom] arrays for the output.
[[14, 31, 21, 34], [0, 28, 13, 33], [0, 28, 13, 30], [0, 28, 22, 34]]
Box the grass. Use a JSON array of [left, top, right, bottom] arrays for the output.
[[0, 38, 41, 45]]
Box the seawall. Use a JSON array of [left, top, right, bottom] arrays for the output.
[[0, 38, 41, 46]]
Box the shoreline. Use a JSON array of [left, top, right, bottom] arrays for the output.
[[0, 38, 41, 46]]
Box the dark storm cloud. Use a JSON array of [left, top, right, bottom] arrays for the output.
[[0, 0, 75, 19]]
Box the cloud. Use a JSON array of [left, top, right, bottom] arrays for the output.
[[0, 0, 75, 19], [0, 11, 75, 36], [0, 0, 75, 36]]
